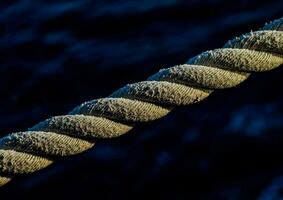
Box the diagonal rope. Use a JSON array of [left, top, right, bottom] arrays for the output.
[[0, 17, 282, 186]]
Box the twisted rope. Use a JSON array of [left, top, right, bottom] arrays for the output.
[[0, 17, 282, 186]]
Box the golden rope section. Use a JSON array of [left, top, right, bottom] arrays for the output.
[[0, 17, 282, 186]]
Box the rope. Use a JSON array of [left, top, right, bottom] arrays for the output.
[[0, 17, 282, 186]]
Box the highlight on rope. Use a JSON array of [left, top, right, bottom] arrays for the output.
[[0, 17, 282, 186]]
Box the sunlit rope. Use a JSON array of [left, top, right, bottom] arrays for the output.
[[0, 17, 282, 186]]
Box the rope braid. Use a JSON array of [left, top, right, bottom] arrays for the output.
[[0, 17, 282, 186]]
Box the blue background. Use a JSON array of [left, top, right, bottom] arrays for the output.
[[0, 0, 283, 199]]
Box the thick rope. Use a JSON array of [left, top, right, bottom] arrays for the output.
[[0, 17, 282, 186]]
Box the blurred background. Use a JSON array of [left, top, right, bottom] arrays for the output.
[[0, 0, 282, 199]]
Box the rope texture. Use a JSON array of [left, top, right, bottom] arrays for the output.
[[0, 17, 282, 186]]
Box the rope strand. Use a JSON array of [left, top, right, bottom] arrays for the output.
[[0, 17, 282, 186]]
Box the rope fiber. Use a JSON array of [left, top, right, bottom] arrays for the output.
[[0, 17, 282, 186]]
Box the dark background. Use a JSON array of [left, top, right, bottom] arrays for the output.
[[0, 0, 282, 199]]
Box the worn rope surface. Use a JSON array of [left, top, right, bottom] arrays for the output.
[[0, 17, 282, 186]]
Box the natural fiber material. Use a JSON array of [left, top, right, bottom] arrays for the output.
[[0, 17, 282, 186]]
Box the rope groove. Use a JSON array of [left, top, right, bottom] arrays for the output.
[[0, 17, 282, 186]]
